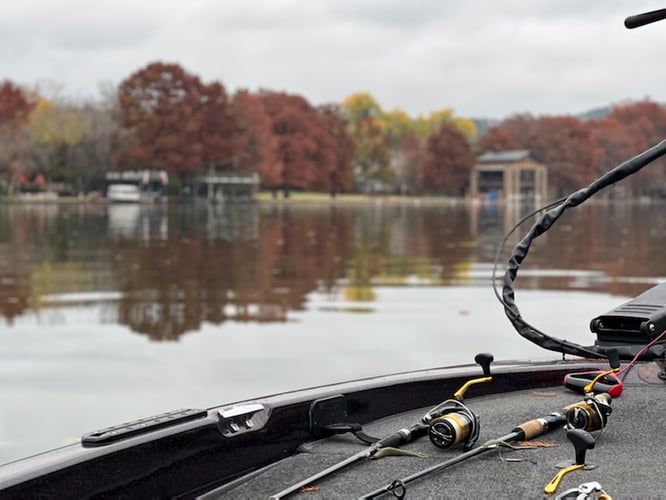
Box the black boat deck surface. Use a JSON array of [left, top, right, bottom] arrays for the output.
[[205, 371, 665, 499]]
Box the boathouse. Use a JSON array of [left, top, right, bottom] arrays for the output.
[[469, 150, 547, 201], [196, 173, 260, 202]]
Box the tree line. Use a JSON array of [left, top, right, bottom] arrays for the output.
[[1, 61, 666, 198]]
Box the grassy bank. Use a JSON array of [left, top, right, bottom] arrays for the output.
[[0, 191, 475, 206], [256, 191, 461, 205]]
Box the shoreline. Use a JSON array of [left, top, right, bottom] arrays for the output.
[[0, 192, 660, 206]]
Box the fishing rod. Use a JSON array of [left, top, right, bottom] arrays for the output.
[[269, 353, 494, 499], [360, 411, 565, 499], [361, 391, 613, 499]]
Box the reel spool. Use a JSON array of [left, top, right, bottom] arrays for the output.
[[427, 399, 479, 450], [564, 393, 612, 432]]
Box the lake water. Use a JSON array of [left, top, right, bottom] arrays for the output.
[[1, 200, 665, 464]]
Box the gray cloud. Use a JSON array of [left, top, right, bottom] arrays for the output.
[[1, 1, 666, 118]]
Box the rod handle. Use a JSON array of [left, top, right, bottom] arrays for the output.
[[513, 412, 565, 440]]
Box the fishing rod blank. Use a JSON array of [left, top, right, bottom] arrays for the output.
[[360, 412, 566, 500], [269, 419, 429, 500], [269, 353, 494, 499]]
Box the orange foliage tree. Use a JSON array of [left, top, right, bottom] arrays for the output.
[[228, 89, 278, 182], [0, 81, 34, 194], [258, 90, 340, 195], [420, 121, 474, 194], [319, 104, 354, 194], [116, 62, 235, 182], [600, 101, 666, 195], [478, 114, 597, 195]]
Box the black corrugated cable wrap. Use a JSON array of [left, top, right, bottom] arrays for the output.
[[500, 140, 666, 361]]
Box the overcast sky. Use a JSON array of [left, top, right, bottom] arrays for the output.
[[3, 1, 666, 120]]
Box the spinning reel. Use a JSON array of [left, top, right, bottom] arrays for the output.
[[424, 353, 493, 450], [564, 393, 612, 433]]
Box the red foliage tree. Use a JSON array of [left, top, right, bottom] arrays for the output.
[[0, 81, 34, 194], [588, 116, 636, 177], [258, 91, 337, 194], [477, 114, 536, 155], [116, 62, 234, 181], [476, 125, 518, 153], [477, 114, 597, 195], [199, 82, 236, 171], [228, 90, 279, 183], [319, 104, 354, 194], [420, 121, 474, 194], [530, 116, 598, 193], [0, 81, 33, 128], [601, 101, 666, 195]]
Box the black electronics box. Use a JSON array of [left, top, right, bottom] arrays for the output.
[[590, 282, 666, 346]]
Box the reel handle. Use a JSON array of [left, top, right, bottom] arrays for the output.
[[568, 429, 595, 465], [474, 352, 494, 377], [543, 429, 596, 495]]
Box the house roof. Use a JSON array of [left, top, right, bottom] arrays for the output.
[[477, 150, 530, 163]]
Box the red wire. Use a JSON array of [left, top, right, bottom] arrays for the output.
[[617, 328, 666, 379]]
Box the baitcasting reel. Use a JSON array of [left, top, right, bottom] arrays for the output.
[[564, 393, 612, 433], [423, 353, 492, 450]]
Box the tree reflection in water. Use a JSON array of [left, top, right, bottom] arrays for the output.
[[1, 202, 666, 339]]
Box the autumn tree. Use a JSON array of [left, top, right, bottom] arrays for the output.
[[0, 81, 34, 195], [28, 97, 91, 189], [588, 117, 635, 180], [0, 81, 33, 127], [420, 121, 474, 194], [476, 125, 518, 153], [530, 116, 597, 194], [400, 132, 425, 193], [414, 108, 477, 142], [116, 62, 235, 183], [340, 92, 391, 189], [228, 90, 279, 183], [319, 104, 354, 194], [600, 101, 666, 195], [258, 90, 337, 195], [478, 114, 597, 195]]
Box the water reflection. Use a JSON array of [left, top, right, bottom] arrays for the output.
[[1, 201, 666, 338]]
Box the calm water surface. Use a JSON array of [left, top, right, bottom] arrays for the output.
[[1, 200, 665, 463]]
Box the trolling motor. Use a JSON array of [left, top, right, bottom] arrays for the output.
[[425, 352, 492, 449]]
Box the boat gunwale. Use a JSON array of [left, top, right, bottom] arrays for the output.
[[0, 357, 610, 497]]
